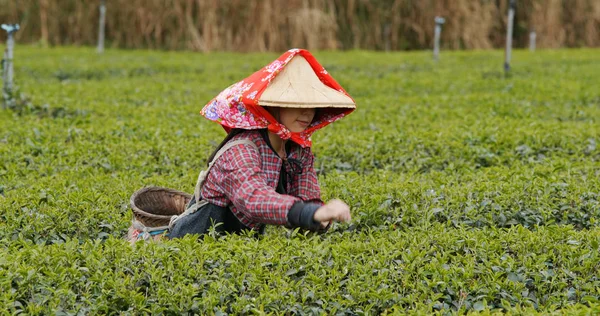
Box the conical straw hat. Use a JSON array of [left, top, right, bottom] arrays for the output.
[[258, 55, 356, 109]]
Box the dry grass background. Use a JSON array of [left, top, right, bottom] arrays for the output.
[[1, 0, 599, 51]]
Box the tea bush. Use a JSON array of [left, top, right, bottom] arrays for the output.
[[1, 47, 599, 314]]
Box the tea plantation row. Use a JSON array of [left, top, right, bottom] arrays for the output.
[[1, 47, 599, 314]]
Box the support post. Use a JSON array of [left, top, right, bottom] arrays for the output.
[[529, 30, 536, 52], [433, 17, 445, 61], [504, 0, 516, 72], [2, 23, 19, 108], [97, 0, 106, 54], [384, 23, 391, 52]]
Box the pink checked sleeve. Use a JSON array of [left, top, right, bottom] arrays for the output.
[[289, 147, 324, 205], [215, 144, 300, 225]]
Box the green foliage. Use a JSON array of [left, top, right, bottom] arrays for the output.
[[1, 46, 599, 314]]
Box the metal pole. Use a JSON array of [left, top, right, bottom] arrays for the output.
[[504, 0, 516, 72], [529, 30, 536, 52], [2, 49, 7, 92], [2, 24, 19, 107], [384, 23, 391, 52], [2, 50, 7, 109], [97, 0, 106, 54], [433, 17, 445, 61]]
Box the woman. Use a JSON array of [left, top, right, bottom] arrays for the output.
[[170, 49, 356, 238]]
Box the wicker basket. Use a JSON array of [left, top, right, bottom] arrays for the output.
[[130, 186, 192, 227]]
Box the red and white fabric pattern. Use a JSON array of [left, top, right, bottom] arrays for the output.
[[200, 48, 355, 148]]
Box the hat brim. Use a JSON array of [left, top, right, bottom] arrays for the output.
[[258, 100, 356, 108]]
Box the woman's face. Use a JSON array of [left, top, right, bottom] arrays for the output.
[[276, 107, 316, 133]]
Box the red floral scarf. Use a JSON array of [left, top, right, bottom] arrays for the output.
[[200, 49, 355, 147]]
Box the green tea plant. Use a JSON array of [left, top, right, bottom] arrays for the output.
[[0, 46, 599, 314]]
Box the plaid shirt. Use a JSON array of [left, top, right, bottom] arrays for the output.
[[200, 130, 323, 229]]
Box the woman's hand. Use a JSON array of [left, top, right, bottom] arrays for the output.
[[313, 199, 351, 224]]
